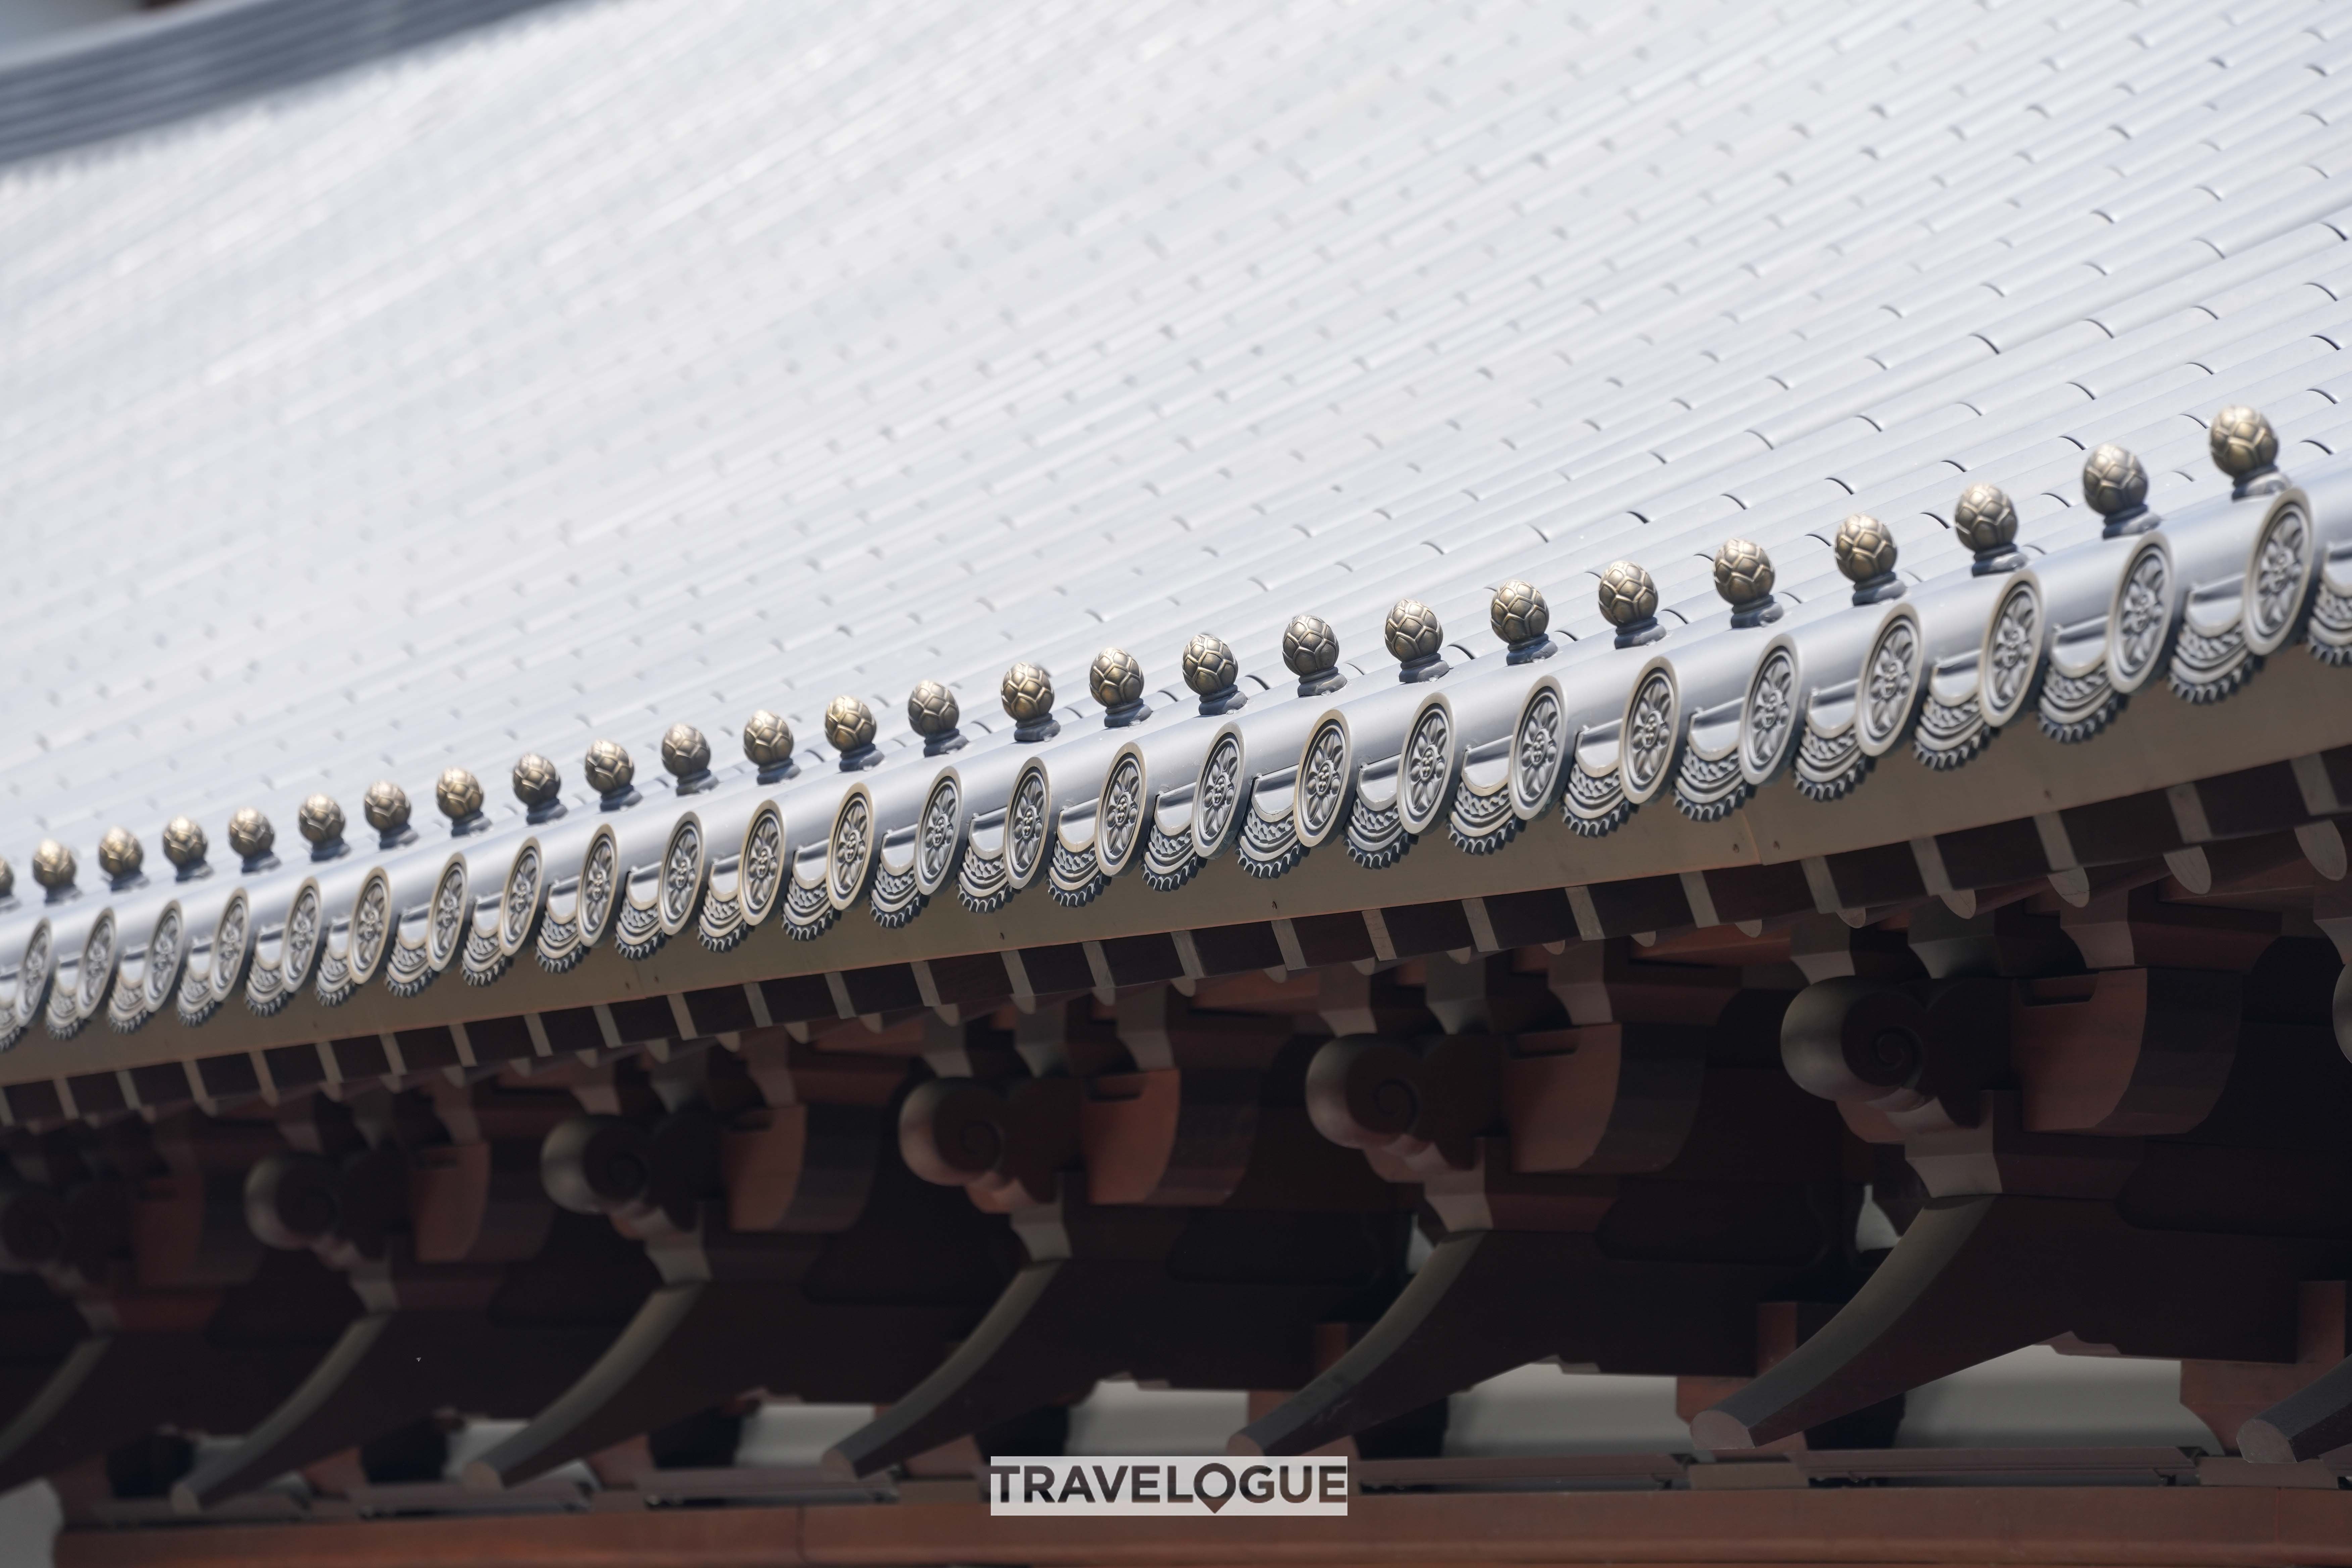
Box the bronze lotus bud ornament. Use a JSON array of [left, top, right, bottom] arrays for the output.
[[1489, 579, 1549, 643], [1089, 647, 1149, 725], [298, 793, 347, 855], [98, 826, 143, 882], [1712, 539, 1781, 626], [1001, 662, 1059, 741], [907, 681, 966, 754], [1832, 515, 1903, 603], [363, 781, 411, 835], [662, 723, 715, 791], [824, 695, 880, 768], [2082, 444, 2152, 535], [162, 815, 210, 872], [1282, 614, 1344, 696], [511, 754, 563, 819], [227, 807, 277, 867], [1597, 560, 1665, 643], [1953, 483, 2023, 575], [584, 739, 636, 798], [1384, 598, 1448, 681], [2209, 405, 2283, 498], [1181, 634, 1246, 713], [742, 710, 795, 777], [31, 839, 75, 895], [437, 767, 487, 831]]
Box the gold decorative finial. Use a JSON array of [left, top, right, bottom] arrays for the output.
[[31, 839, 75, 893], [98, 827, 142, 881], [436, 768, 485, 823], [1282, 614, 1344, 695], [297, 793, 346, 847], [1000, 663, 1059, 740], [162, 815, 209, 871], [742, 711, 795, 773], [227, 808, 276, 864], [584, 740, 635, 796]]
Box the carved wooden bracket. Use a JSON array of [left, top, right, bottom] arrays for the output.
[[1305, 1034, 1499, 1177], [541, 1108, 720, 1235], [1504, 1025, 1707, 1174], [823, 1190, 1405, 1480], [898, 1075, 1081, 1211], [1235, 1225, 1800, 1458], [1785, 968, 2242, 1149], [1780, 975, 2009, 1140], [1691, 1191, 2327, 1452], [2012, 968, 2241, 1135]]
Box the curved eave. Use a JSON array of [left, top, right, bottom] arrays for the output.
[[0, 455, 2346, 1097]]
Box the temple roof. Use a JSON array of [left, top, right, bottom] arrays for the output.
[[2, 0, 2351, 1067]]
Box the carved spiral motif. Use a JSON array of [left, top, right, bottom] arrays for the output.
[[1007, 769, 1049, 881], [160, 817, 204, 872], [1384, 599, 1444, 662], [660, 724, 711, 778], [1100, 755, 1145, 868], [742, 710, 795, 767], [1624, 672, 1676, 794], [1089, 648, 1147, 709], [282, 887, 320, 987], [919, 778, 961, 886], [1744, 648, 1798, 775], [1983, 585, 2041, 721], [98, 828, 141, 880], [1490, 580, 1549, 642], [1596, 562, 1657, 626], [512, 755, 561, 807], [663, 822, 703, 924], [505, 846, 541, 935], [1862, 619, 1923, 746], [581, 834, 618, 937], [229, 808, 274, 861], [436, 768, 484, 821], [428, 863, 467, 965], [1182, 635, 1238, 695], [741, 810, 784, 917], [829, 798, 871, 903], [2112, 546, 2171, 683], [1283, 615, 1340, 677], [1299, 722, 1349, 838], [824, 696, 876, 752], [298, 794, 345, 846], [19, 925, 51, 1009], [2247, 500, 2312, 649], [362, 782, 409, 834], [144, 907, 182, 1007], [31, 841, 74, 892], [1834, 515, 1898, 582], [353, 876, 391, 977], [1712, 540, 1774, 605], [1402, 707, 1454, 825], [1196, 735, 1243, 850], [2082, 444, 2148, 517], [1513, 689, 1565, 811], [1000, 663, 1055, 722], [584, 740, 634, 794], [1953, 484, 2017, 553], [213, 897, 247, 980], [79, 913, 115, 1010], [906, 681, 960, 736], [2209, 405, 2278, 479]]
